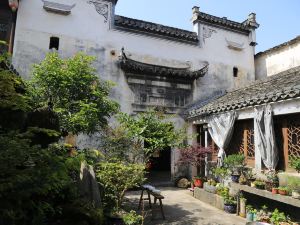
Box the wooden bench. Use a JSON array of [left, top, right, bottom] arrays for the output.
[[138, 185, 165, 220]]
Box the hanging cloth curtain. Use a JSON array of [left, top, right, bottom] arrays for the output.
[[208, 111, 237, 166], [254, 105, 278, 170]]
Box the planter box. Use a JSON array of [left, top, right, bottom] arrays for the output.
[[194, 187, 224, 210], [203, 182, 217, 194]]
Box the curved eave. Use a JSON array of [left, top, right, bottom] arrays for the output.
[[120, 58, 208, 80]]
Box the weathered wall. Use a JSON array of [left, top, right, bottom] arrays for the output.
[[255, 38, 300, 79], [12, 0, 257, 179]]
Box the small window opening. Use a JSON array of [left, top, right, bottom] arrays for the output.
[[49, 36, 59, 50], [233, 67, 238, 77]]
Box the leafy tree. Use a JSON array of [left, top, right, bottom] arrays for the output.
[[95, 162, 145, 212], [28, 52, 119, 134], [117, 110, 187, 160]]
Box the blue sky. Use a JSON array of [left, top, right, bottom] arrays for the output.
[[115, 0, 300, 53]]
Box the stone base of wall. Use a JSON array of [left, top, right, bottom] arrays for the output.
[[194, 187, 224, 210]]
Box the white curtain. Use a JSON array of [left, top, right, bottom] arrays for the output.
[[254, 105, 279, 170], [208, 111, 237, 166]]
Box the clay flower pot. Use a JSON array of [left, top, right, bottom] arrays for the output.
[[278, 189, 287, 195], [193, 177, 203, 188], [272, 188, 278, 194]]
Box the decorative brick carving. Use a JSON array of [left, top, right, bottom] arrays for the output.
[[203, 26, 216, 43], [88, 0, 109, 23]]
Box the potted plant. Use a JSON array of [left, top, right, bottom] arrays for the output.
[[253, 180, 265, 190], [290, 156, 300, 173], [256, 205, 271, 223], [287, 176, 300, 199], [224, 154, 245, 183], [224, 196, 237, 214], [177, 145, 212, 188], [246, 205, 254, 221], [239, 173, 247, 185], [265, 170, 279, 192], [278, 186, 289, 195], [193, 176, 205, 188], [204, 179, 218, 193], [270, 208, 287, 225], [272, 187, 279, 194], [243, 169, 256, 186], [212, 167, 229, 185]]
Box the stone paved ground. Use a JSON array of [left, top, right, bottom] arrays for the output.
[[124, 187, 246, 225]]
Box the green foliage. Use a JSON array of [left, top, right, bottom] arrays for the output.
[[224, 196, 236, 205], [0, 69, 30, 130], [265, 170, 279, 184], [290, 156, 300, 173], [122, 210, 142, 225], [278, 186, 289, 191], [101, 126, 142, 163], [0, 133, 84, 225], [216, 185, 229, 197], [270, 209, 286, 225], [95, 162, 145, 212], [0, 70, 29, 111], [287, 176, 300, 191], [117, 110, 187, 158], [28, 52, 118, 134], [224, 154, 245, 174], [212, 167, 229, 180]]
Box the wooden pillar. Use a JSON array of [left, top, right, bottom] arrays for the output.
[[282, 119, 289, 171], [243, 124, 248, 163]]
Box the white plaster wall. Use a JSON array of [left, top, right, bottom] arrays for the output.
[[13, 0, 257, 178], [255, 41, 300, 79]]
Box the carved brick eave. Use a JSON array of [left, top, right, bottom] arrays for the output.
[[42, 0, 76, 15], [119, 53, 208, 80]]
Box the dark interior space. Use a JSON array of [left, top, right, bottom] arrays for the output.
[[148, 147, 171, 171]]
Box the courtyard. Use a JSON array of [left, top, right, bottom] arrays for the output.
[[125, 187, 245, 225]]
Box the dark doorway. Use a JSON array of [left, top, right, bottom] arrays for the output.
[[147, 148, 172, 186], [149, 147, 171, 171]]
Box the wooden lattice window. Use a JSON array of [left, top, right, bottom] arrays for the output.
[[227, 120, 255, 167], [286, 119, 300, 171]]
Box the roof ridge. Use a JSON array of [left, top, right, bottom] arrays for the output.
[[255, 35, 300, 57], [115, 15, 196, 34], [114, 15, 199, 43]]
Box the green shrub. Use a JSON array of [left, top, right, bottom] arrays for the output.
[[270, 209, 286, 225], [0, 133, 84, 225], [95, 162, 145, 212], [123, 210, 142, 225], [290, 157, 300, 173]]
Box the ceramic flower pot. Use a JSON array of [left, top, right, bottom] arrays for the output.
[[194, 178, 203, 188], [231, 174, 240, 183], [246, 212, 253, 222], [224, 204, 236, 214]]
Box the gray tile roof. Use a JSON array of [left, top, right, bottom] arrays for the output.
[[114, 15, 199, 44], [119, 51, 208, 80], [194, 12, 251, 34], [255, 36, 300, 57], [187, 66, 300, 118]]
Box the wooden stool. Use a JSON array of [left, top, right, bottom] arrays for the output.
[[152, 192, 165, 220], [138, 187, 152, 210]]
